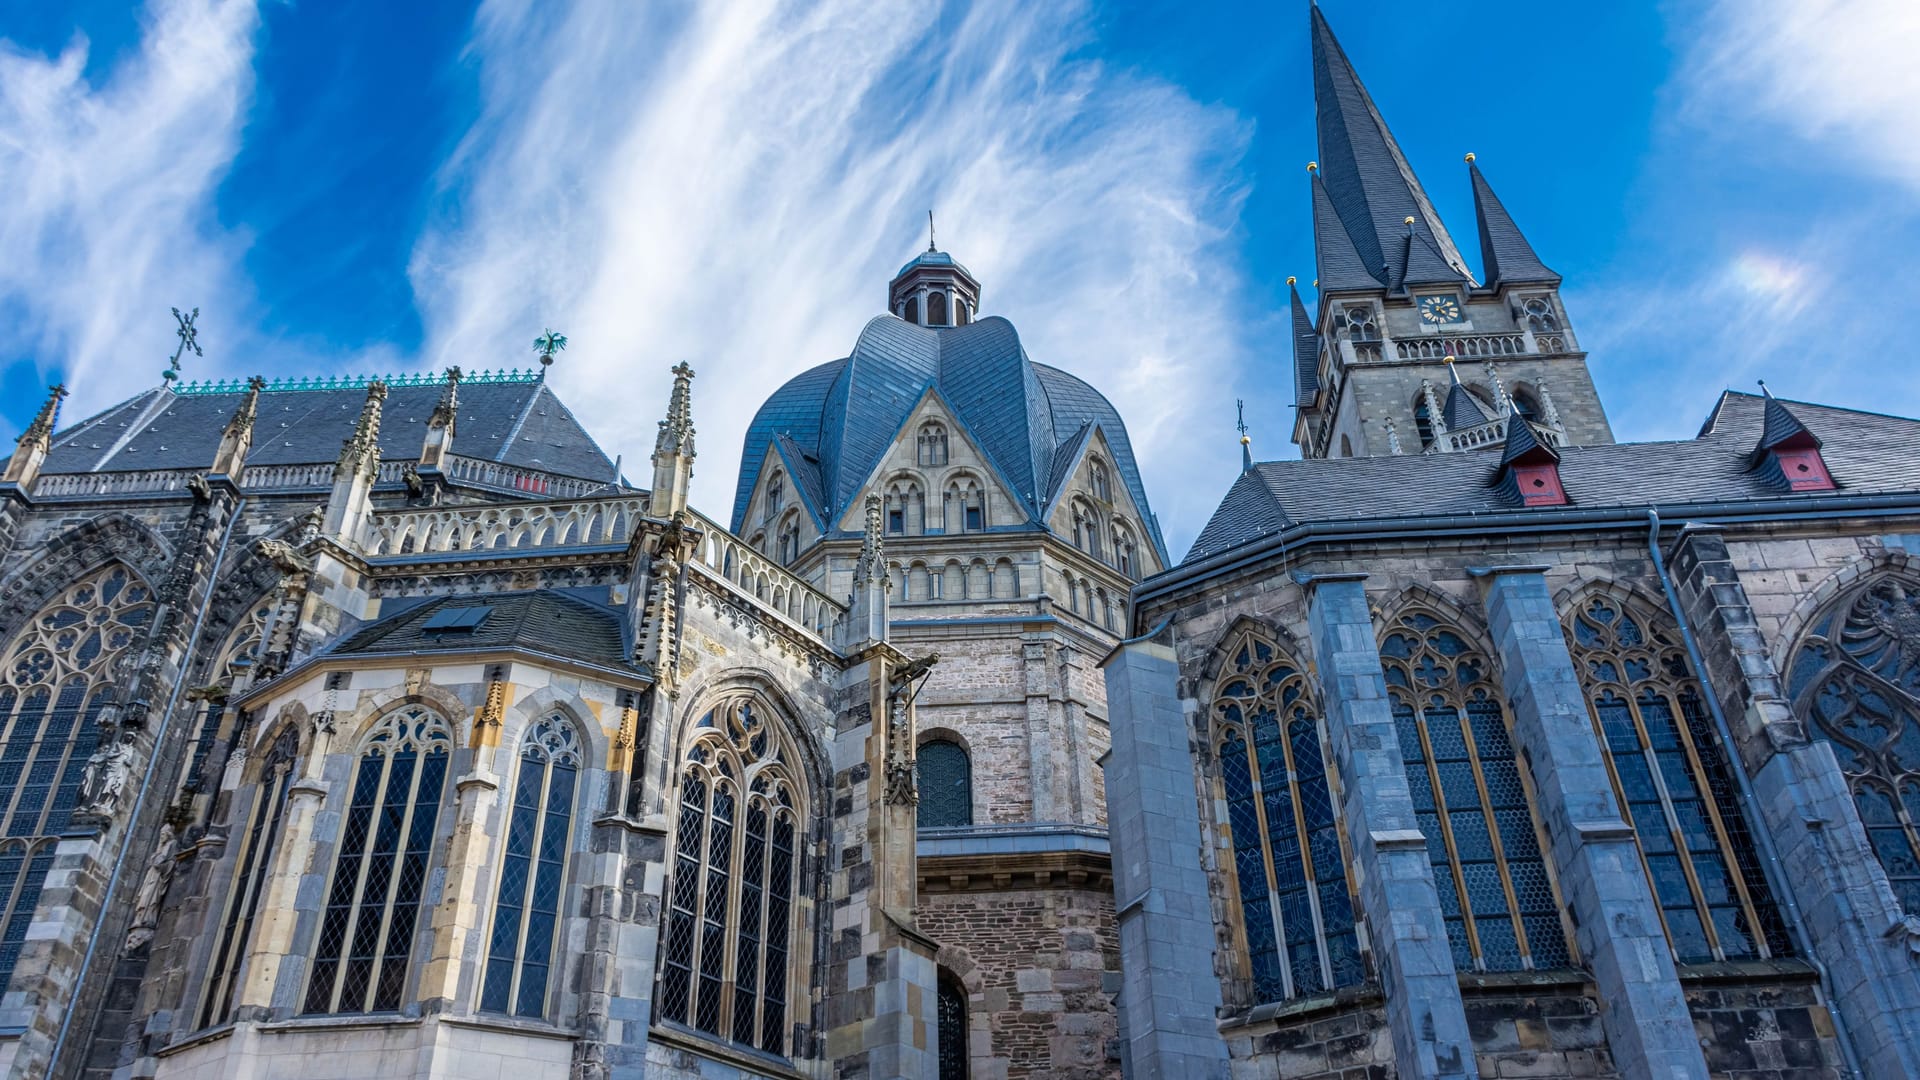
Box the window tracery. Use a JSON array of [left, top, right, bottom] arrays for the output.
[[1788, 575, 1920, 912], [0, 563, 153, 987], [305, 705, 453, 1014], [1089, 458, 1112, 503], [200, 725, 300, 1029], [1212, 630, 1363, 1002], [185, 597, 274, 793], [1565, 594, 1789, 961], [659, 697, 801, 1055], [1381, 609, 1572, 972], [482, 714, 581, 1017], [1341, 304, 1380, 342], [917, 739, 972, 828], [1523, 297, 1560, 334], [918, 423, 948, 467]]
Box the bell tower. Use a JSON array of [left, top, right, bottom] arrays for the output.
[[1290, 7, 1613, 459], [889, 217, 982, 327]]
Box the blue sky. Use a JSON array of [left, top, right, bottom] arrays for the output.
[[3, 0, 1918, 557]]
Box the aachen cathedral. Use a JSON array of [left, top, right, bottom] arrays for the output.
[[3, 8, 1920, 1080]]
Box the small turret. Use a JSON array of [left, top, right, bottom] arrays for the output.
[[3, 384, 68, 491], [846, 493, 890, 649], [889, 218, 981, 327], [1493, 405, 1567, 507], [1470, 158, 1559, 287], [323, 380, 387, 545], [1747, 382, 1835, 492], [418, 366, 462, 473]]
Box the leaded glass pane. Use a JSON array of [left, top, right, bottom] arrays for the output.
[[1569, 592, 1789, 963], [200, 728, 299, 1029], [481, 715, 579, 1018], [937, 978, 969, 1080], [1211, 635, 1362, 1005], [917, 740, 972, 828], [660, 698, 801, 1055]]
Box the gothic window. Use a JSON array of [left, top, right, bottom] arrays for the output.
[[937, 973, 969, 1080], [905, 296, 921, 324], [1382, 609, 1572, 972], [1212, 630, 1363, 1002], [1787, 575, 1920, 912], [1113, 524, 1136, 579], [1566, 594, 1790, 961], [0, 563, 154, 987], [1342, 304, 1380, 342], [928, 291, 950, 326], [199, 725, 300, 1029], [1090, 458, 1112, 503], [765, 473, 784, 520], [949, 478, 984, 533], [1413, 399, 1436, 450], [1511, 389, 1541, 422], [186, 597, 275, 794], [954, 301, 970, 327], [659, 698, 801, 1055], [919, 423, 948, 467], [1523, 297, 1559, 334], [481, 715, 581, 1017], [304, 706, 453, 1014], [917, 740, 972, 828]]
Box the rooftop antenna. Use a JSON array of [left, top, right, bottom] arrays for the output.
[[928, 210, 937, 252], [165, 307, 202, 385], [1237, 398, 1252, 471]]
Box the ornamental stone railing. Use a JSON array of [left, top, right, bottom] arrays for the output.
[[1396, 333, 1527, 361], [687, 509, 844, 642], [443, 455, 604, 499], [365, 495, 649, 556], [1431, 415, 1565, 455], [31, 469, 202, 498]]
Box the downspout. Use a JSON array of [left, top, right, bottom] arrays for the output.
[[48, 495, 247, 1077], [1644, 509, 1864, 1079]]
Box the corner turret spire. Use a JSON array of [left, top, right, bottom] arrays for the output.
[[210, 376, 265, 479], [1310, 6, 1469, 289], [3, 384, 67, 489], [1290, 278, 1321, 411], [651, 363, 698, 516], [1470, 158, 1558, 286]]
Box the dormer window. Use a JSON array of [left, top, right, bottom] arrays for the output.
[[918, 423, 948, 467], [1747, 388, 1835, 493]]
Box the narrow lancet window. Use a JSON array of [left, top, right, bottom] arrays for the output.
[[481, 714, 581, 1017]]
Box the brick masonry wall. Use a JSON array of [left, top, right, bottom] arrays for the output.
[[919, 884, 1120, 1080]]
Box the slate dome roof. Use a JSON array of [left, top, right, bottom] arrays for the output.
[[896, 249, 972, 279], [731, 313, 1167, 564]]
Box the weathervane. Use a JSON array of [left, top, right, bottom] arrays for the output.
[[165, 307, 202, 384], [533, 329, 568, 368], [1237, 398, 1253, 471]]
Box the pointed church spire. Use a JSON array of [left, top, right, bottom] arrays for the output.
[[651, 363, 698, 516], [1311, 170, 1376, 292], [1289, 277, 1321, 410], [1469, 157, 1558, 286], [1441, 359, 1490, 432], [1310, 5, 1468, 289], [210, 376, 265, 478]]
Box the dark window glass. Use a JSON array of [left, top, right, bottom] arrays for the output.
[[938, 977, 969, 1080], [481, 715, 580, 1017], [305, 707, 451, 1014], [658, 699, 802, 1055], [199, 727, 300, 1029], [928, 291, 949, 326], [917, 741, 972, 828], [1214, 633, 1365, 1003]]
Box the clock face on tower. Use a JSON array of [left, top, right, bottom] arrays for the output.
[[1416, 294, 1464, 325]]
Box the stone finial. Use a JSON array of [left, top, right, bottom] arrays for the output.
[[1383, 416, 1403, 456], [1537, 382, 1561, 427], [428, 366, 462, 433], [854, 493, 887, 588], [651, 364, 697, 517], [4, 384, 67, 488], [210, 376, 265, 478], [1420, 379, 1448, 438], [334, 380, 388, 482], [1482, 360, 1509, 412]]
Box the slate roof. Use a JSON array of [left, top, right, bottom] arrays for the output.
[[1750, 391, 1821, 464], [897, 249, 975, 280], [1290, 285, 1320, 407], [330, 589, 631, 668], [1470, 162, 1558, 286], [1310, 5, 1470, 289], [732, 314, 1169, 564], [40, 377, 617, 483], [1184, 392, 1920, 564], [1442, 376, 1490, 432]]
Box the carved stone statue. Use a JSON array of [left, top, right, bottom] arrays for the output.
[[257, 537, 310, 575], [78, 731, 137, 819], [883, 653, 940, 806], [295, 505, 324, 546], [124, 822, 179, 950]]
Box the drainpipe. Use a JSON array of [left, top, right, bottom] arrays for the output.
[[48, 496, 248, 1077], [1645, 509, 1864, 1079]]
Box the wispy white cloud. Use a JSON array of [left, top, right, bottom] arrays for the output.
[[414, 0, 1251, 555], [0, 0, 260, 409]]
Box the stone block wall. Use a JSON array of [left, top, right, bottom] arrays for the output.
[[1220, 1001, 1392, 1080], [1682, 967, 1838, 1078], [1460, 980, 1615, 1080], [919, 884, 1119, 1080]]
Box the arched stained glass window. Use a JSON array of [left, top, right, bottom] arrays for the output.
[[937, 973, 970, 1080], [305, 706, 452, 1014], [482, 715, 581, 1017], [200, 725, 300, 1029], [1381, 609, 1572, 972], [1787, 575, 1920, 912], [0, 563, 153, 987], [185, 597, 274, 794], [1212, 630, 1363, 1003], [917, 740, 972, 828], [659, 698, 801, 1055], [1566, 594, 1789, 962]]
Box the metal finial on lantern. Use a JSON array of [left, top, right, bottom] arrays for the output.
[[165, 307, 202, 384], [533, 329, 568, 368]]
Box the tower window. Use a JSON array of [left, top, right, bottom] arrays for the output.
[[1414, 400, 1436, 449], [1342, 305, 1381, 342], [764, 474, 783, 519], [965, 505, 982, 531], [927, 291, 949, 326], [1523, 297, 1559, 334], [905, 296, 920, 324], [918, 423, 948, 467], [888, 507, 904, 534], [937, 974, 970, 1079], [917, 740, 972, 828], [955, 302, 970, 327]]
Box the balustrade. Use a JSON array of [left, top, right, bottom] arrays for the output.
[[686, 509, 843, 641], [366, 495, 649, 556], [1396, 333, 1527, 361]]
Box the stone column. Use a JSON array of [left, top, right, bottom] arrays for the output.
[[1024, 637, 1058, 822], [415, 768, 501, 1011], [1099, 626, 1229, 1080], [1477, 565, 1707, 1080], [1301, 573, 1477, 1080], [578, 816, 668, 1079], [1670, 528, 1920, 1075]]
